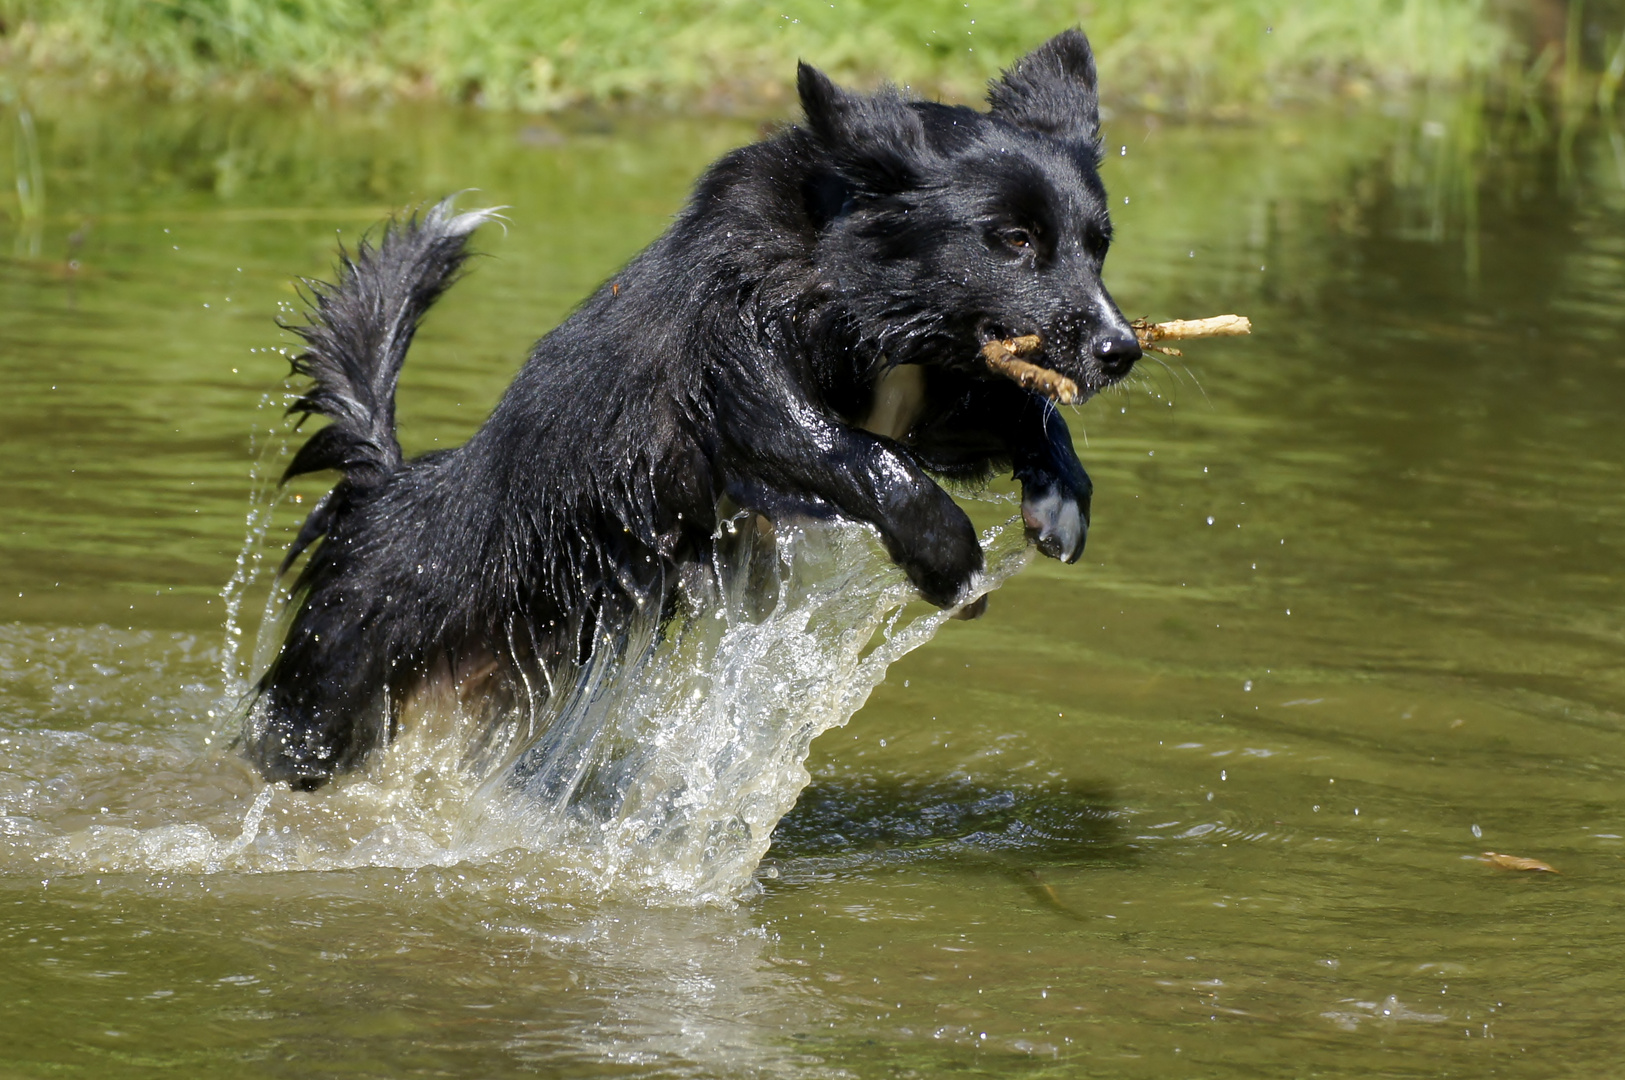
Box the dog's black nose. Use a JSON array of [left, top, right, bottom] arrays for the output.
[[1092, 331, 1141, 376]]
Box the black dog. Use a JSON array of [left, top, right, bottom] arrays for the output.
[[246, 29, 1141, 789]]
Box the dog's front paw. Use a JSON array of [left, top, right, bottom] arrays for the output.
[[1022, 483, 1088, 563], [898, 516, 984, 609], [908, 551, 982, 609]]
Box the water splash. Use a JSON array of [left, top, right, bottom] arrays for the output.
[[465, 515, 1032, 899], [217, 381, 299, 704], [4, 512, 1029, 903]]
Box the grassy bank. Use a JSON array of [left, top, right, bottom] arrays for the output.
[[0, 0, 1522, 114]]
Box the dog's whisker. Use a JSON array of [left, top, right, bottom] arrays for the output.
[[1180, 363, 1214, 409], [1141, 352, 1182, 400]]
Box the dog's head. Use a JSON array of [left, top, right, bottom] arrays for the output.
[[799, 29, 1139, 399]]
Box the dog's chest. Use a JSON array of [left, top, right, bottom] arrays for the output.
[[859, 364, 927, 442]]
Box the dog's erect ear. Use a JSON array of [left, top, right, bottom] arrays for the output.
[[797, 61, 929, 195], [987, 29, 1102, 153], [796, 62, 847, 141]]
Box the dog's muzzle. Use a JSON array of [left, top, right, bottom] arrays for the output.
[[1091, 329, 1142, 378]]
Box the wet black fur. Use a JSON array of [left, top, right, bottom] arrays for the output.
[[247, 30, 1141, 789]]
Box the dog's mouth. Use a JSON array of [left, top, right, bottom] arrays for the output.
[[974, 324, 1090, 405], [978, 335, 1082, 404]]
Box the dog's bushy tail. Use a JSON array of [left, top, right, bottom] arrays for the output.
[[281, 197, 498, 492], [247, 198, 498, 789]]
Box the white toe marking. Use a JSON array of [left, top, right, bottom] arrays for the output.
[[1054, 499, 1083, 560], [1022, 489, 1083, 560], [1022, 489, 1064, 531]]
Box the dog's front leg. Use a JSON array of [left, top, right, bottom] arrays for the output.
[[908, 381, 1092, 564], [1009, 397, 1092, 564], [727, 409, 984, 608]]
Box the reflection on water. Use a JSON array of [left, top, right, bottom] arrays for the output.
[[770, 775, 1123, 862], [3, 91, 1625, 1075]]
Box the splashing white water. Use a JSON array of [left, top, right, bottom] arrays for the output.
[[3, 513, 1029, 902], [468, 515, 1032, 899], [217, 387, 292, 695]]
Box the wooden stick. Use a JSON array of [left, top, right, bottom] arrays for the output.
[[979, 335, 1080, 405], [979, 314, 1250, 401], [1133, 314, 1252, 342], [1131, 314, 1251, 356]]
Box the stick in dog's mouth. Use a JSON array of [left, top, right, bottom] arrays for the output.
[[979, 334, 1077, 403], [979, 315, 1252, 404]]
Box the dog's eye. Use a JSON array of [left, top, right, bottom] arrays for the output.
[[1002, 229, 1033, 250]]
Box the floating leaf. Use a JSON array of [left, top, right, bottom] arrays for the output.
[[1481, 851, 1559, 874]]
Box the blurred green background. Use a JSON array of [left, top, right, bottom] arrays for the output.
[[0, 0, 1606, 116]]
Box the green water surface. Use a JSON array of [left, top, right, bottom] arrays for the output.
[[2, 93, 1624, 1076]]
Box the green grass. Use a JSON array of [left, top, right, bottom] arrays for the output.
[[0, 0, 1519, 114]]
